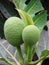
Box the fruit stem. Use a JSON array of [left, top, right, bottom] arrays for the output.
[[26, 45, 33, 62], [16, 46, 24, 65], [24, 45, 33, 65]]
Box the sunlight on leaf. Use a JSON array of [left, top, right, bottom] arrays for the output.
[[0, 45, 7, 59], [14, 50, 17, 58], [0, 43, 20, 65]]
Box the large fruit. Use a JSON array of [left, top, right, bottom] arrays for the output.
[[4, 17, 26, 46], [22, 25, 40, 46]]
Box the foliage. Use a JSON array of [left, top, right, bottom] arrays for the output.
[[0, 0, 48, 65]]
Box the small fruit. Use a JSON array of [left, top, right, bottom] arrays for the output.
[[4, 17, 26, 46], [22, 25, 40, 46]]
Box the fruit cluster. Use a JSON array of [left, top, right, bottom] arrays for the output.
[[4, 17, 40, 47]]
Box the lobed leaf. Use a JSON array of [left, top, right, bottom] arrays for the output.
[[0, 42, 20, 65], [24, 0, 44, 17], [33, 11, 47, 33]]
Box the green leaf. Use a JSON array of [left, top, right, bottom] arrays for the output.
[[40, 50, 49, 57], [24, 0, 44, 17], [13, 0, 26, 9], [17, 9, 34, 25], [33, 11, 47, 32]]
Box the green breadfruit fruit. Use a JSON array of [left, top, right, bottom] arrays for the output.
[[22, 25, 40, 46], [4, 17, 26, 47]]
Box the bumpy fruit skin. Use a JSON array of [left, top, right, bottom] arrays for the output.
[[22, 25, 40, 46], [4, 17, 26, 46]]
